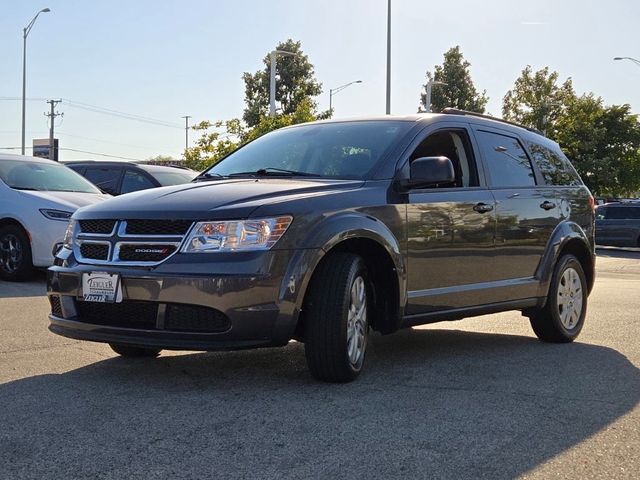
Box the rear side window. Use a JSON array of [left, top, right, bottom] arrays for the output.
[[475, 130, 536, 187], [605, 206, 640, 220], [527, 141, 582, 186], [84, 167, 122, 195], [121, 170, 156, 194]]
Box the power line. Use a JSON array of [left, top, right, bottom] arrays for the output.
[[0, 96, 183, 129], [0, 145, 147, 162]]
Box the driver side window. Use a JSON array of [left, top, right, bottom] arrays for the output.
[[409, 129, 478, 188]]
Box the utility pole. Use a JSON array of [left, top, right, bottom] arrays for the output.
[[269, 50, 297, 117], [181, 115, 191, 152], [385, 0, 391, 114], [45, 99, 62, 161]]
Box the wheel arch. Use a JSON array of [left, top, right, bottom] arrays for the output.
[[536, 220, 595, 302], [284, 213, 406, 339]]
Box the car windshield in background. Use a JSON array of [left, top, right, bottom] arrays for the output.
[[203, 121, 411, 179], [152, 170, 196, 186], [0, 160, 101, 194]]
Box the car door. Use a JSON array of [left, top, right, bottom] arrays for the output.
[[472, 127, 561, 298], [599, 206, 640, 246], [401, 122, 498, 315]]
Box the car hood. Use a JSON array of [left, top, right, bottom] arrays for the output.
[[73, 178, 364, 220], [18, 190, 111, 210]]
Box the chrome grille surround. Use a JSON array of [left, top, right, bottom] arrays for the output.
[[74, 220, 192, 266]]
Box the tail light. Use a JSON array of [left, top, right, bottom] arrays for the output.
[[588, 195, 596, 214]]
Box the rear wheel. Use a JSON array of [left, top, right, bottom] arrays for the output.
[[0, 225, 34, 282], [109, 343, 161, 358], [529, 254, 587, 342], [304, 252, 369, 383]]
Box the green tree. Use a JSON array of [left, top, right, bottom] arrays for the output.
[[419, 46, 488, 113], [183, 100, 319, 171], [242, 39, 323, 127], [502, 66, 575, 134], [145, 154, 178, 165], [554, 95, 640, 197]]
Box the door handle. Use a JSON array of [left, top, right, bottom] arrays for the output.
[[473, 203, 494, 213], [540, 201, 556, 210]]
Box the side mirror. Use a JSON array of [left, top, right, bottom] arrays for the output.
[[403, 156, 455, 189]]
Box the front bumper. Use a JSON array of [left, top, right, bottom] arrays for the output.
[[47, 248, 322, 351]]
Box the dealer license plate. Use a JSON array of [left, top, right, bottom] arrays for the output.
[[81, 272, 122, 303]]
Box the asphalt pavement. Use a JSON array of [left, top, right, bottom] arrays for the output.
[[1, 250, 639, 479]]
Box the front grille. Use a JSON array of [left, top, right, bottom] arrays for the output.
[[50, 295, 63, 317], [125, 220, 192, 236], [73, 300, 230, 333], [165, 304, 231, 333], [79, 220, 116, 235], [80, 243, 109, 260], [75, 301, 158, 329], [118, 244, 177, 262]]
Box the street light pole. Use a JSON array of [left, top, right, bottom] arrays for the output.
[[385, 0, 391, 114], [613, 56, 640, 68], [424, 80, 447, 113], [21, 8, 50, 155], [269, 50, 296, 117], [329, 80, 363, 113]]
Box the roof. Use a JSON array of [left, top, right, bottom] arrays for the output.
[[63, 160, 194, 173]]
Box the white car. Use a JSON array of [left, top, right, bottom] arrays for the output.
[[0, 154, 111, 281]]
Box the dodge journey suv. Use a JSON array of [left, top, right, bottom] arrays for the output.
[[47, 110, 596, 382]]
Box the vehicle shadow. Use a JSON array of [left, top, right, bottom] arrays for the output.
[[0, 269, 47, 299], [1, 329, 638, 479]]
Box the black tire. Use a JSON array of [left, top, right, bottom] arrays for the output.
[[109, 343, 161, 358], [0, 224, 34, 282], [303, 252, 370, 383], [530, 254, 588, 342]]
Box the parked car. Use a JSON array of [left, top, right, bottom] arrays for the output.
[[595, 202, 640, 247], [47, 110, 596, 382], [64, 161, 196, 196], [0, 154, 110, 281]]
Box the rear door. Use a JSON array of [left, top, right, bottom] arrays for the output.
[[472, 127, 561, 298], [402, 121, 498, 315]]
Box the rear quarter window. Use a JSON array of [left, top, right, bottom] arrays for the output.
[[527, 141, 582, 186]]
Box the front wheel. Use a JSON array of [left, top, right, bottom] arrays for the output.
[[0, 224, 34, 282], [529, 254, 588, 342], [303, 252, 369, 383], [109, 343, 161, 358]]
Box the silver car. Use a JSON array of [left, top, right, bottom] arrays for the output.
[[0, 154, 110, 281]]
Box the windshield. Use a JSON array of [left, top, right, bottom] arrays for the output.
[[203, 121, 411, 179], [0, 160, 102, 194], [152, 170, 196, 186]]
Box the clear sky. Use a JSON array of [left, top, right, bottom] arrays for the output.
[[1, 0, 639, 162]]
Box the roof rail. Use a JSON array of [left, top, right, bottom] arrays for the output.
[[441, 108, 544, 135]]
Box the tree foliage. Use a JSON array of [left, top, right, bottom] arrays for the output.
[[502, 66, 575, 134], [502, 66, 640, 197], [554, 96, 640, 197], [419, 46, 488, 113], [242, 39, 323, 127], [183, 99, 318, 171]]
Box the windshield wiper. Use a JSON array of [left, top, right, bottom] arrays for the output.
[[226, 167, 316, 177], [194, 172, 226, 181]]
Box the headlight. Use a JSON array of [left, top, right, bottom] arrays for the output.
[[40, 209, 73, 221], [62, 219, 76, 249], [182, 216, 293, 253]]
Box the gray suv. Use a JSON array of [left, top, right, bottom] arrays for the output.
[[47, 109, 596, 382], [596, 203, 640, 247]]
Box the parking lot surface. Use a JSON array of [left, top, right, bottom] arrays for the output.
[[1, 249, 639, 479]]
